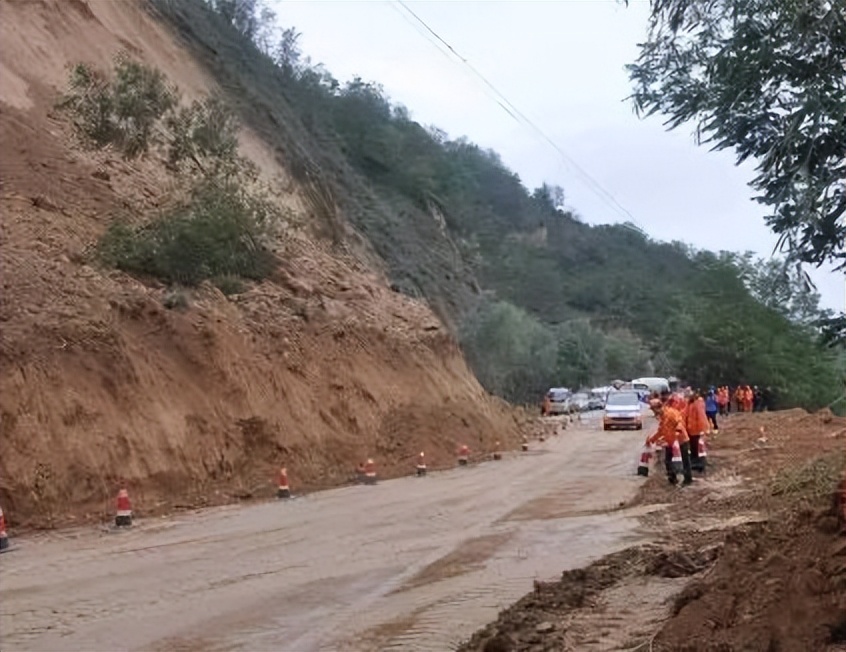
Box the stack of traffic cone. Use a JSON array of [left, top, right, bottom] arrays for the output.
[[277, 466, 291, 499], [363, 458, 377, 485], [115, 487, 132, 528], [0, 505, 9, 552], [521, 435, 529, 452], [697, 436, 708, 473], [637, 447, 652, 477], [492, 441, 502, 461], [457, 444, 469, 466], [416, 451, 427, 477]]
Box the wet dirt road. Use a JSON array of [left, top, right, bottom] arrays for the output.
[[1, 413, 652, 652]]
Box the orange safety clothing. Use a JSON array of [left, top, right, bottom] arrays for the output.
[[686, 397, 709, 435], [647, 406, 689, 447]]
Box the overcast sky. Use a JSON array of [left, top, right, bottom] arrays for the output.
[[271, 0, 843, 312]]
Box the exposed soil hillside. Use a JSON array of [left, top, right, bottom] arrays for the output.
[[459, 409, 846, 652], [0, 0, 521, 529]]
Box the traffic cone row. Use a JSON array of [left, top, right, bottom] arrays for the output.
[[96, 436, 525, 527]]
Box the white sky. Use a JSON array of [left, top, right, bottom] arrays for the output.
[[271, 0, 844, 312]]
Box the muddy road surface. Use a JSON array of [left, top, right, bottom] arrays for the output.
[[1, 414, 652, 651]]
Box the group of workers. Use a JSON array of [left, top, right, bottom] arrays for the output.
[[712, 384, 772, 414], [645, 385, 739, 486]]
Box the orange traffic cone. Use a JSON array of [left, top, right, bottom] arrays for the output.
[[416, 451, 427, 477], [115, 487, 132, 527], [493, 441, 502, 461], [457, 444, 469, 466], [521, 435, 529, 452], [363, 458, 377, 485], [0, 505, 9, 551], [277, 466, 291, 499], [670, 440, 683, 474], [637, 447, 652, 477], [697, 436, 708, 473]]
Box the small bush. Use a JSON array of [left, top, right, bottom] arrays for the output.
[[212, 274, 246, 296], [163, 288, 190, 310], [165, 95, 244, 177], [60, 55, 177, 157], [98, 180, 277, 286]]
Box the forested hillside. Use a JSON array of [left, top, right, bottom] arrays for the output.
[[148, 0, 843, 409]]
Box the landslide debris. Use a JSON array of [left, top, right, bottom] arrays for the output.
[[458, 409, 846, 652], [0, 0, 520, 530]]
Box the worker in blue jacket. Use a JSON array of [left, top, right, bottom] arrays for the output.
[[705, 387, 719, 433]]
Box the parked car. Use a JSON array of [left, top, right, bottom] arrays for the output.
[[545, 387, 572, 415], [603, 391, 643, 431], [588, 395, 605, 410], [570, 392, 591, 412]]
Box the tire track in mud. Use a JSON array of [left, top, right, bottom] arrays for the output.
[[2, 419, 650, 652]]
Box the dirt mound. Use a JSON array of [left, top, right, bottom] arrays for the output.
[[644, 545, 722, 579], [459, 411, 846, 652], [458, 546, 656, 652], [458, 542, 727, 652], [655, 509, 846, 652], [0, 0, 519, 530]]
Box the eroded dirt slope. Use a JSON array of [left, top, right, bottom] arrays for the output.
[[0, 0, 519, 528]]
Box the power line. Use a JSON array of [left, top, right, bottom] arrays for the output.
[[386, 3, 526, 126], [392, 0, 645, 231]]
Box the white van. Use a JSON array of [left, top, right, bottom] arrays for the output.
[[632, 377, 670, 394]]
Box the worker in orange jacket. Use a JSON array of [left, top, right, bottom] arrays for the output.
[[717, 386, 729, 416], [685, 392, 709, 472], [743, 385, 754, 412], [734, 386, 745, 412], [646, 399, 693, 486]]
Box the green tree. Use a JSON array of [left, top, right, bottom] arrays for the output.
[[732, 253, 830, 326], [628, 0, 846, 272], [153, 0, 843, 408], [460, 301, 557, 403]]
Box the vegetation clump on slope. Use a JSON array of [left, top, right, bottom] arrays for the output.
[[141, 0, 843, 407], [60, 55, 279, 293]]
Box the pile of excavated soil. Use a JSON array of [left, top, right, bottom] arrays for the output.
[[0, 0, 522, 530], [653, 510, 846, 652], [458, 410, 846, 652]]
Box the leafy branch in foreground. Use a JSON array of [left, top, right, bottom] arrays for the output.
[[628, 0, 846, 271]]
